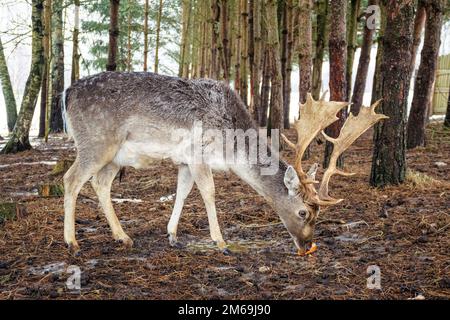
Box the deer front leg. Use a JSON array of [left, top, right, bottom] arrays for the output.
[[189, 164, 229, 254], [167, 164, 194, 247]]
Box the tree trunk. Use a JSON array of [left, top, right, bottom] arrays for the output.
[[370, 0, 415, 187], [311, 0, 328, 100], [260, 50, 271, 127], [154, 0, 163, 73], [266, 0, 283, 132], [350, 0, 377, 115], [409, 1, 426, 81], [298, 0, 312, 105], [126, 0, 132, 71], [406, 0, 444, 149], [234, 1, 242, 92], [249, 0, 262, 123], [220, 0, 230, 81], [281, 0, 293, 129], [371, 2, 386, 104], [0, 37, 17, 133], [324, 0, 347, 169], [49, 0, 64, 133], [210, 0, 220, 79], [144, 0, 150, 72], [1, 0, 44, 154], [71, 0, 80, 83], [345, 0, 361, 99], [38, 0, 51, 137], [179, 0, 192, 77], [107, 0, 120, 71], [240, 0, 248, 104]]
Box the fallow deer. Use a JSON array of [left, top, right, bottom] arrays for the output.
[[63, 71, 387, 255]]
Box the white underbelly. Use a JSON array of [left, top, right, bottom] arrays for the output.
[[112, 138, 231, 171]]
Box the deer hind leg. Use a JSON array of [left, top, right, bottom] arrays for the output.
[[188, 164, 228, 253], [64, 158, 103, 253], [167, 164, 194, 247], [91, 162, 133, 248]]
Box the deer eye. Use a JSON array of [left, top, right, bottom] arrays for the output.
[[296, 210, 308, 220]]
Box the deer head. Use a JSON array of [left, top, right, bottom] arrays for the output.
[[280, 94, 388, 254]]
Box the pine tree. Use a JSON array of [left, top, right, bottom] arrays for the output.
[[406, 0, 444, 149], [370, 0, 416, 187]]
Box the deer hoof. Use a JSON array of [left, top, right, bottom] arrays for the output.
[[168, 234, 184, 249], [67, 242, 80, 256], [222, 248, 232, 256], [116, 236, 134, 248]]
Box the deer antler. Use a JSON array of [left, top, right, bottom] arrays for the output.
[[282, 96, 388, 206], [319, 100, 388, 203]]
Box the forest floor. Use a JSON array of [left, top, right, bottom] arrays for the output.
[[0, 123, 449, 300]]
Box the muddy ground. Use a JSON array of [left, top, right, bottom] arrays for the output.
[[0, 124, 449, 300]]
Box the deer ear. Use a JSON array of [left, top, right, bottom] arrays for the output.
[[284, 166, 300, 196]]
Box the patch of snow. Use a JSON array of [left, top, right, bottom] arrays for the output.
[[159, 193, 176, 202], [112, 198, 143, 204], [0, 161, 57, 169]]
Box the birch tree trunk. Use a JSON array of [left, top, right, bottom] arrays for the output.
[[1, 0, 44, 154], [406, 0, 444, 149], [0, 37, 17, 133], [370, 0, 415, 187]]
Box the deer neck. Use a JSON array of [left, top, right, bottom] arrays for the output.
[[231, 160, 288, 206]]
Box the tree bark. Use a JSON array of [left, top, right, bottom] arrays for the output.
[[220, 0, 230, 81], [298, 0, 312, 105], [210, 0, 220, 79], [281, 0, 293, 129], [144, 0, 150, 72], [371, 2, 386, 104], [154, 0, 164, 73], [370, 0, 415, 187], [1, 0, 44, 154], [0, 37, 17, 133], [179, 0, 192, 77], [260, 50, 271, 127], [324, 0, 347, 169], [49, 0, 64, 133], [265, 0, 284, 132], [311, 0, 328, 100], [345, 0, 361, 99], [38, 0, 51, 137], [249, 0, 262, 123], [409, 1, 426, 81], [406, 0, 444, 149], [71, 0, 80, 83], [350, 0, 377, 115], [107, 0, 120, 71], [126, 0, 132, 71], [240, 0, 249, 104]]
